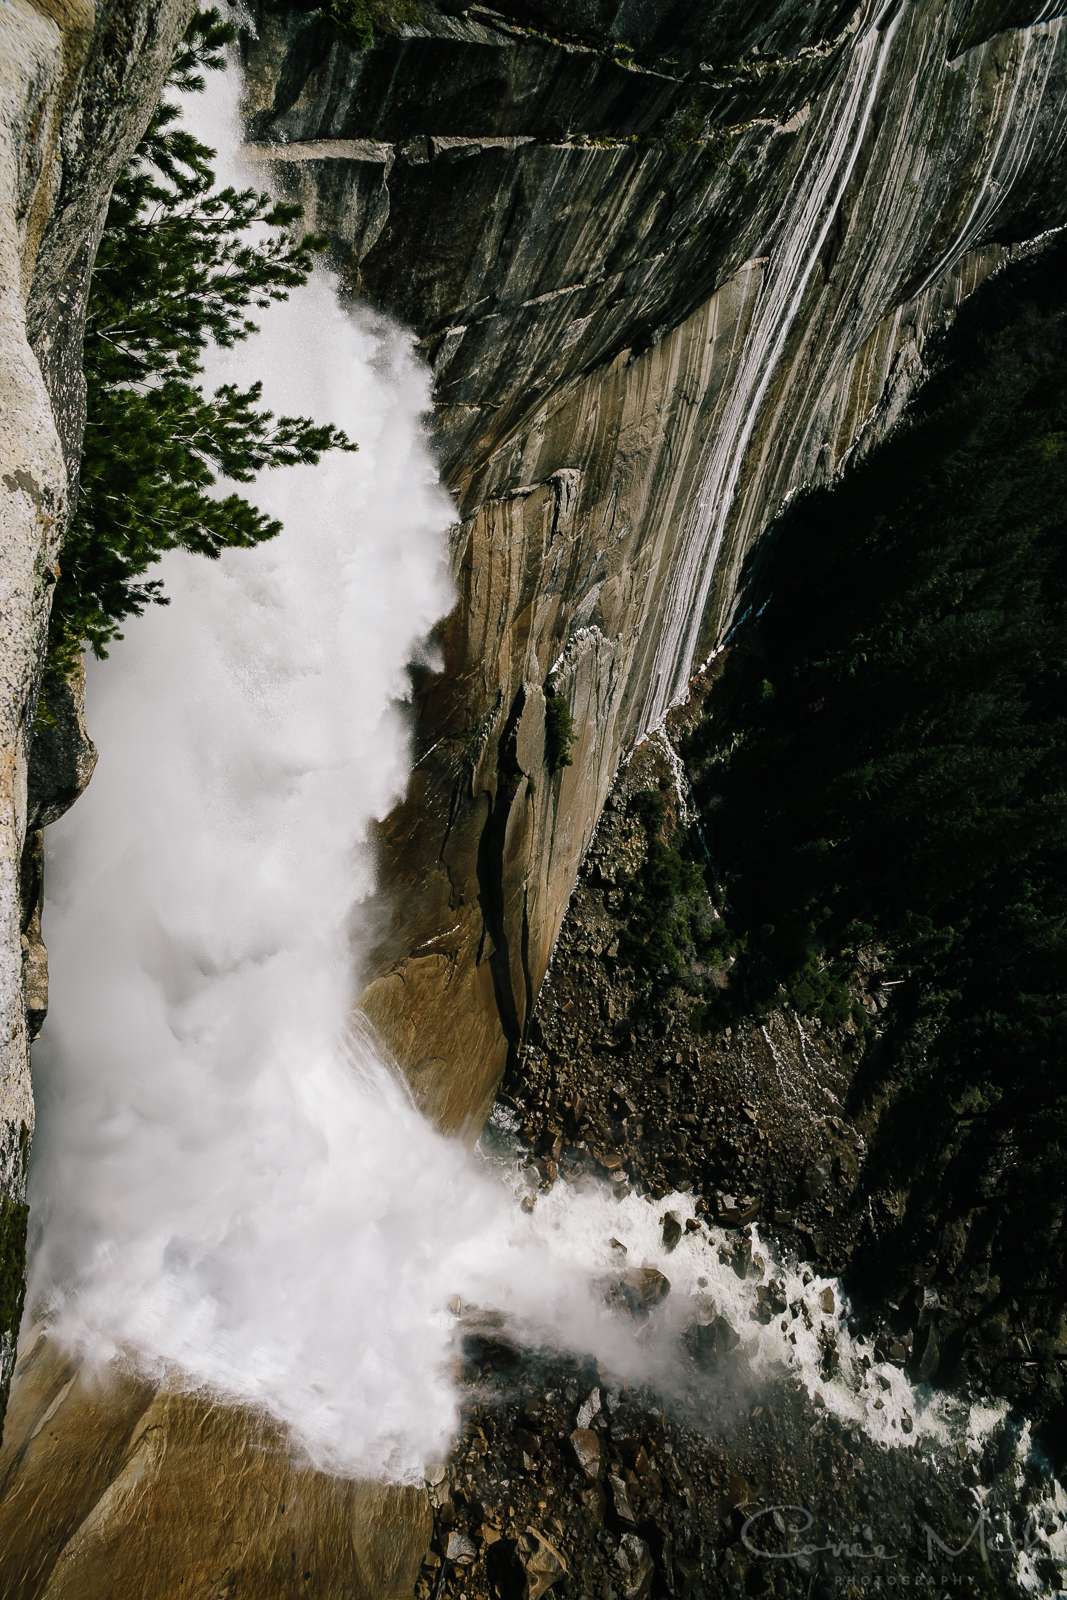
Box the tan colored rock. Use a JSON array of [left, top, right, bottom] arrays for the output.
[[569, 1426, 602, 1480], [521, 1525, 567, 1600], [239, 5, 1067, 1136], [0, 1333, 432, 1600], [661, 1211, 682, 1251], [609, 1472, 637, 1524], [514, 682, 546, 775], [621, 1266, 671, 1312], [445, 1530, 477, 1565], [617, 1532, 654, 1600]]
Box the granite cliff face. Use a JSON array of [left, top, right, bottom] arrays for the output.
[[0, 1332, 430, 1600], [0, 0, 194, 1417], [239, 0, 1067, 1133]]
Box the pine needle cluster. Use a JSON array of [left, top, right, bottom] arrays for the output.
[[49, 9, 357, 671]]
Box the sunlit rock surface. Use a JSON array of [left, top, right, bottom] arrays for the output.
[[241, 0, 1067, 1131], [0, 1332, 431, 1599]]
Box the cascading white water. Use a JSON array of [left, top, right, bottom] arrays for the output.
[[30, 68, 700, 1482], [23, 57, 1046, 1515], [20, 63, 746, 1484], [26, 231, 488, 1479]]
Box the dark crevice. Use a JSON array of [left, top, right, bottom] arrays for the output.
[[474, 690, 527, 1055]]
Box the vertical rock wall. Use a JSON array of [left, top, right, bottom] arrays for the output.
[[0, 1332, 430, 1600], [241, 0, 1067, 1134], [0, 0, 196, 1421]]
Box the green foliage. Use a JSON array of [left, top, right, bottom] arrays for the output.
[[545, 693, 576, 771], [50, 9, 357, 671], [784, 951, 851, 1027], [661, 92, 708, 156], [0, 1189, 29, 1440], [496, 760, 523, 802], [685, 233, 1067, 1296], [321, 0, 417, 50], [618, 785, 733, 986], [660, 91, 741, 166]]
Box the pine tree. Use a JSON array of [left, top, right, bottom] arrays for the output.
[[50, 9, 357, 670]]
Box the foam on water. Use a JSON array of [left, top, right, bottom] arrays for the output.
[[20, 63, 712, 1482], [504, 1152, 1002, 1456]]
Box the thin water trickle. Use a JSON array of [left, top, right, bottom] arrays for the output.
[[760, 1023, 800, 1108], [643, 0, 906, 729], [918, 18, 1064, 298], [643, 6, 1065, 734]]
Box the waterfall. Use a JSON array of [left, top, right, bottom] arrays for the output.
[[21, 54, 1038, 1506], [25, 96, 479, 1473], [20, 61, 733, 1485]]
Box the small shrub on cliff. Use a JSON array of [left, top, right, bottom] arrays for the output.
[[321, 0, 417, 51], [618, 785, 730, 985], [545, 693, 576, 771], [48, 10, 356, 672]]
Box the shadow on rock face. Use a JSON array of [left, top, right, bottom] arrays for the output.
[[460, 1306, 526, 1381], [27, 662, 98, 833]]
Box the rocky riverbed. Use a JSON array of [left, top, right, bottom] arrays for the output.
[[420, 1265, 1063, 1599], [418, 675, 1067, 1600]]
